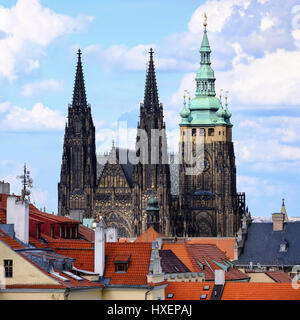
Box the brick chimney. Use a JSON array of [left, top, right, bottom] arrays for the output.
[[94, 218, 105, 276], [6, 196, 29, 245], [272, 213, 284, 231]]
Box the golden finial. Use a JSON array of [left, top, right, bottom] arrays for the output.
[[219, 89, 223, 100], [152, 184, 155, 190], [204, 12, 208, 29], [225, 90, 229, 104]]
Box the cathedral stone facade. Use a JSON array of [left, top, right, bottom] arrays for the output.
[[58, 23, 246, 238]]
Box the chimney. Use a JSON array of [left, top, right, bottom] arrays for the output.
[[0, 181, 10, 195], [272, 213, 284, 231], [215, 269, 225, 286], [94, 218, 105, 276], [6, 196, 29, 245], [105, 227, 118, 243]]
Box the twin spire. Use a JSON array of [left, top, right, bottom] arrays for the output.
[[71, 48, 159, 114], [144, 48, 160, 113], [72, 49, 87, 109]]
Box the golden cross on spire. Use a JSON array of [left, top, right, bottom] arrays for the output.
[[204, 12, 208, 29]]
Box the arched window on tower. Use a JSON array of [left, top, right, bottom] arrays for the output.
[[208, 128, 215, 136]]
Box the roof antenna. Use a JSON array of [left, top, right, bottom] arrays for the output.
[[17, 163, 33, 202]]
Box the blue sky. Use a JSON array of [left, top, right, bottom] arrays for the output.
[[0, 0, 300, 218]]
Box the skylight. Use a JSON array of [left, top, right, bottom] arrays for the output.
[[167, 293, 174, 299], [200, 294, 207, 300]]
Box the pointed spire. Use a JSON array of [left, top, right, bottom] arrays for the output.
[[144, 48, 159, 113], [281, 198, 289, 222], [195, 14, 216, 97], [72, 49, 87, 109]]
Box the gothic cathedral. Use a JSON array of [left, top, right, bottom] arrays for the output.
[[58, 20, 246, 238]]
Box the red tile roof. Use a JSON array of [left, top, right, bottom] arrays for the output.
[[104, 243, 152, 285], [79, 225, 95, 242], [186, 238, 236, 260], [221, 282, 300, 300], [0, 228, 24, 250], [162, 243, 248, 281], [165, 282, 214, 300], [135, 226, 165, 243], [265, 271, 292, 283], [162, 244, 195, 272]]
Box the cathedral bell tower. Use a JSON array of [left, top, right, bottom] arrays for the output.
[[178, 14, 243, 237], [58, 50, 97, 220]]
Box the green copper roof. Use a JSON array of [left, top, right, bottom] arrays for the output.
[[146, 196, 159, 211], [200, 30, 211, 53], [179, 23, 233, 127]]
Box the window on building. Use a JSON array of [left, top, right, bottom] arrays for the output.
[[208, 128, 214, 136], [36, 224, 41, 239], [200, 294, 207, 300], [167, 293, 174, 299], [114, 255, 131, 273], [4, 260, 13, 278], [115, 263, 128, 273], [192, 129, 196, 136]]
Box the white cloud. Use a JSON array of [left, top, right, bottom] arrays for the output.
[[217, 49, 300, 105], [20, 79, 64, 97], [85, 43, 199, 72], [0, 0, 93, 80], [260, 12, 279, 31], [237, 175, 285, 197], [0, 102, 66, 131], [0, 102, 11, 113], [26, 59, 40, 73], [188, 0, 250, 33]]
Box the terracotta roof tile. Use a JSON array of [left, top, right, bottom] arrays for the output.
[[135, 226, 165, 243], [0, 229, 24, 250], [221, 282, 300, 300], [186, 238, 236, 260], [265, 271, 292, 283], [159, 250, 191, 274], [162, 244, 195, 272], [165, 282, 214, 300], [105, 243, 152, 285]]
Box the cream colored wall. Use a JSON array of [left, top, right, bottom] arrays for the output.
[[0, 291, 65, 300], [180, 126, 232, 145], [148, 287, 165, 300], [102, 288, 147, 300], [247, 273, 275, 283], [0, 241, 59, 286], [67, 288, 102, 300]]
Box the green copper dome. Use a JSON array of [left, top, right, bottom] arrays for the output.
[[146, 196, 159, 211], [180, 99, 190, 118]]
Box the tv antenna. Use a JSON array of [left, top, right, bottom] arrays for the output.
[[17, 164, 33, 202]]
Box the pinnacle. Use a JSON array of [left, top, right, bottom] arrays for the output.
[[72, 49, 87, 109], [144, 48, 159, 113]]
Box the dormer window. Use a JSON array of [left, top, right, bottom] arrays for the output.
[[114, 255, 131, 273], [279, 240, 288, 252]]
